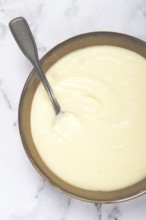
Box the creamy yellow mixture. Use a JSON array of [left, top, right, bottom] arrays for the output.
[[31, 46, 146, 191]]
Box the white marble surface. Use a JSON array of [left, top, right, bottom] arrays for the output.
[[1, 0, 146, 219]]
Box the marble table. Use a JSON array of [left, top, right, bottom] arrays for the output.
[[1, 0, 146, 219]]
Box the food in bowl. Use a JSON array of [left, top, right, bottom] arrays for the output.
[[31, 45, 146, 191], [19, 32, 146, 202]]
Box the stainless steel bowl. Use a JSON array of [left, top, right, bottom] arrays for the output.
[[19, 32, 146, 203]]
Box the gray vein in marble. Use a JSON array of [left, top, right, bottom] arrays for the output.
[[11, 179, 71, 220], [11, 179, 46, 220], [37, 45, 48, 58], [123, 0, 146, 35], [0, 79, 13, 110], [38, 45, 47, 53], [136, 0, 146, 16], [13, 120, 17, 127], [35, 178, 45, 199], [0, 22, 7, 39], [29, 3, 44, 40], [108, 206, 122, 220], [0, 1, 9, 30], [65, 0, 78, 18], [133, 3, 146, 20], [95, 203, 102, 220], [62, 198, 71, 220]]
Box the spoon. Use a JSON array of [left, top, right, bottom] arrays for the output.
[[9, 17, 61, 115]]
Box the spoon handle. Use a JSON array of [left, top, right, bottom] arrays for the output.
[[9, 17, 60, 114]]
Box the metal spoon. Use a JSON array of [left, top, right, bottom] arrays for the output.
[[9, 17, 61, 115]]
